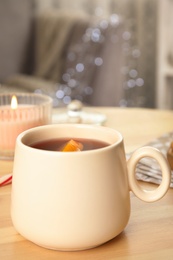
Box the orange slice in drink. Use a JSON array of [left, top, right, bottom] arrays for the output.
[[62, 139, 83, 152]]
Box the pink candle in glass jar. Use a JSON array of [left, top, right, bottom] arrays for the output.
[[0, 93, 52, 160]]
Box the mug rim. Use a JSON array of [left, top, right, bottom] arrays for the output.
[[16, 124, 123, 154]]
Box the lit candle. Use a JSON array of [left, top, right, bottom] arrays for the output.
[[0, 93, 52, 160]]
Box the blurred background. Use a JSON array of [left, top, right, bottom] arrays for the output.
[[0, 0, 173, 109]]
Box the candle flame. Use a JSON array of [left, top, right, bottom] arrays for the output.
[[11, 95, 18, 110]]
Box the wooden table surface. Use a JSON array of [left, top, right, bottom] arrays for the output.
[[1, 107, 173, 259]]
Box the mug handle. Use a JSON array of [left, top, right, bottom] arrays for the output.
[[127, 146, 171, 202]]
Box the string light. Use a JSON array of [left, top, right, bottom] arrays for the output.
[[34, 7, 145, 108]]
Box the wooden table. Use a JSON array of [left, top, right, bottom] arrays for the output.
[[1, 107, 173, 259]]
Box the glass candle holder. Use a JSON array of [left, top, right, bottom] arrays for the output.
[[0, 93, 52, 160]]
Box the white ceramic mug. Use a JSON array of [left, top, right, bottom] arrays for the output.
[[11, 124, 171, 251]]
